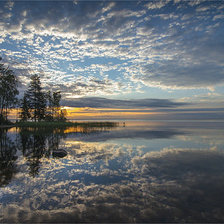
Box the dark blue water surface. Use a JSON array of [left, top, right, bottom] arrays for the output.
[[1, 120, 224, 223]]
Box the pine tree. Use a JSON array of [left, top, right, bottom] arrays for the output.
[[45, 91, 53, 121], [26, 74, 46, 122], [0, 57, 19, 124], [20, 94, 30, 121], [52, 91, 61, 120], [59, 108, 67, 121], [45, 90, 67, 121]]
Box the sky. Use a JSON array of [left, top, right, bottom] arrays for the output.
[[1, 0, 224, 120]]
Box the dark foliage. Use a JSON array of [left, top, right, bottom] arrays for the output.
[[0, 57, 19, 124]]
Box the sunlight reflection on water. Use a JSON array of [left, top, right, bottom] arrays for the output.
[[1, 121, 224, 222]]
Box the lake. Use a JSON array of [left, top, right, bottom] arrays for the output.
[[1, 120, 224, 222]]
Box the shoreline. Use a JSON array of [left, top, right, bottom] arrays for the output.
[[0, 121, 119, 128], [0, 125, 15, 128]]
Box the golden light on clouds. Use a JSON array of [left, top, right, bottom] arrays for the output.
[[65, 107, 161, 120], [8, 107, 165, 120]]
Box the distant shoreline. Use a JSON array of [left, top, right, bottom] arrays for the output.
[[0, 121, 119, 128], [1, 119, 224, 129]]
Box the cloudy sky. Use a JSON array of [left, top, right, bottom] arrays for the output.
[[1, 0, 224, 120]]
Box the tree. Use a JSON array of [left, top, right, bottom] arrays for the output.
[[20, 75, 67, 123], [25, 74, 46, 122], [0, 57, 19, 124], [45, 91, 63, 121], [58, 108, 67, 121], [52, 91, 61, 120], [20, 94, 30, 121], [52, 91, 67, 121], [46, 90, 66, 121], [45, 91, 54, 121]]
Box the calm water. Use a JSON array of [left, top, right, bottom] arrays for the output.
[[1, 121, 224, 223]]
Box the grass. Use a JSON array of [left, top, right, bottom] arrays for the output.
[[15, 120, 119, 128], [0, 118, 14, 128]]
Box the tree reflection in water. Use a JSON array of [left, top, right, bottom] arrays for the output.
[[1, 122, 224, 223], [18, 127, 66, 177], [0, 128, 18, 186], [0, 125, 116, 182]]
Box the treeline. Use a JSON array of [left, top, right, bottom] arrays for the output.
[[0, 57, 66, 124], [20, 74, 66, 122]]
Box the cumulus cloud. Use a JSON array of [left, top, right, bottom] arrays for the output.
[[138, 59, 224, 89], [145, 0, 170, 10], [0, 0, 223, 98]]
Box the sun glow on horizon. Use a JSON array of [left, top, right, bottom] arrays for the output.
[[8, 107, 162, 120], [65, 107, 161, 120]]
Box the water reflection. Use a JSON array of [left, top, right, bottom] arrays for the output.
[[0, 129, 17, 186], [1, 121, 224, 222], [1, 125, 118, 182], [18, 128, 65, 177]]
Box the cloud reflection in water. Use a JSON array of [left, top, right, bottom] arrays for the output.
[[1, 122, 224, 222]]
